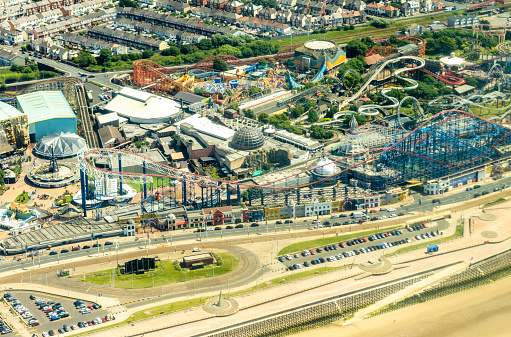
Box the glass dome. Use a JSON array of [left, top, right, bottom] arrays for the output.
[[34, 132, 87, 158], [313, 158, 339, 177], [231, 127, 265, 150]]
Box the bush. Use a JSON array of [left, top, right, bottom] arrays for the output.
[[172, 260, 182, 271]]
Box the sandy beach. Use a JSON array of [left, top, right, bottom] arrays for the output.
[[294, 275, 511, 337]]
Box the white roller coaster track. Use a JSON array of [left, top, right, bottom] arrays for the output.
[[340, 56, 425, 115]]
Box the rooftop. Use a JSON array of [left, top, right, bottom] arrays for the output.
[[175, 114, 235, 141], [0, 102, 23, 121], [16, 91, 75, 125]]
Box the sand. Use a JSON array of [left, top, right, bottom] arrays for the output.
[[294, 275, 511, 337]]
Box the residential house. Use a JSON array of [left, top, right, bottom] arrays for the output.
[[242, 3, 263, 16], [343, 0, 362, 11], [0, 48, 24, 66], [279, 0, 297, 9], [209, 0, 228, 10], [400, 1, 420, 16], [214, 11, 241, 24], [203, 206, 248, 226], [295, 0, 311, 12], [155, 0, 191, 13], [433, 0, 444, 10], [30, 37, 54, 54], [289, 12, 307, 27], [420, 0, 433, 12], [191, 0, 207, 6], [0, 27, 24, 46], [447, 15, 478, 28], [181, 32, 207, 43], [309, 1, 326, 15], [238, 16, 291, 34], [342, 10, 365, 24], [324, 13, 344, 27], [405, 23, 425, 35], [325, 4, 342, 15], [257, 7, 277, 20], [276, 10, 292, 24], [225, 0, 243, 13], [88, 26, 170, 51], [48, 45, 69, 60], [60, 32, 128, 54], [98, 125, 125, 148], [365, 2, 399, 17]]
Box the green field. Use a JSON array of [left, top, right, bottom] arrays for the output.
[[387, 224, 464, 256], [79, 253, 239, 289], [127, 177, 175, 192], [278, 226, 400, 255], [55, 194, 72, 205]]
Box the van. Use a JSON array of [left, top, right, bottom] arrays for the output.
[[351, 212, 365, 218], [192, 248, 201, 252]]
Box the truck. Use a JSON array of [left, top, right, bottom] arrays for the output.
[[351, 212, 365, 218]]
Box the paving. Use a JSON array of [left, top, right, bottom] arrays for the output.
[[6, 291, 108, 336]]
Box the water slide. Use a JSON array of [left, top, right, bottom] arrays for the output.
[[311, 59, 326, 83], [287, 72, 304, 89], [342, 56, 425, 116]]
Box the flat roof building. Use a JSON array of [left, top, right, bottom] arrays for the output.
[[182, 252, 215, 268], [16, 91, 76, 141], [104, 87, 181, 124], [274, 130, 323, 151], [0, 102, 29, 150]]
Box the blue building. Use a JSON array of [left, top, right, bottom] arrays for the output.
[[248, 209, 264, 222], [17, 91, 76, 142]]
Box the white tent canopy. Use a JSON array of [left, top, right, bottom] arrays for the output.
[[34, 132, 87, 158]]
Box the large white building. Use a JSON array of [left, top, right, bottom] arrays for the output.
[[103, 87, 182, 124]]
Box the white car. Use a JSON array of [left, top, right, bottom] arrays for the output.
[[285, 254, 292, 260], [192, 248, 201, 252], [312, 220, 321, 224], [387, 208, 396, 212], [331, 214, 339, 218], [389, 214, 397, 218], [379, 216, 387, 220], [415, 235, 421, 240]]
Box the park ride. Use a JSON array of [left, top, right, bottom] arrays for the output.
[[345, 56, 425, 116]]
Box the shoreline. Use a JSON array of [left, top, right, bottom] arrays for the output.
[[293, 274, 511, 337]]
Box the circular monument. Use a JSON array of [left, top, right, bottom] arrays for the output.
[[28, 162, 80, 188], [202, 292, 239, 316], [358, 258, 393, 275], [231, 127, 265, 150]]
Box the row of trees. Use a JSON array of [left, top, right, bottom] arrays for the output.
[[257, 112, 304, 135]]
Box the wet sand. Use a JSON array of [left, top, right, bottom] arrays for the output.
[[294, 275, 511, 337]]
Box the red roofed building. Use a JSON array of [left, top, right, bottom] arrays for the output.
[[365, 3, 399, 17], [203, 205, 248, 226]]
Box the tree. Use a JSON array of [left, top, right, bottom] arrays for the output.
[[161, 45, 180, 56], [98, 49, 112, 65], [258, 58, 268, 66], [346, 40, 367, 58], [258, 112, 269, 123], [198, 39, 212, 50], [119, 0, 139, 7], [74, 51, 96, 67], [438, 36, 457, 54], [290, 106, 304, 119], [326, 106, 338, 119], [213, 57, 228, 71], [480, 19, 490, 25], [243, 109, 255, 119], [306, 100, 316, 110], [142, 49, 154, 59], [310, 125, 334, 139], [0, 168, 4, 185], [307, 109, 319, 123], [228, 102, 239, 110]]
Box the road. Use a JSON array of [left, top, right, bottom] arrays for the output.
[[4, 173, 510, 274]]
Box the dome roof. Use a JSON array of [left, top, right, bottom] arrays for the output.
[[231, 127, 265, 150], [314, 158, 339, 176], [34, 132, 87, 158]]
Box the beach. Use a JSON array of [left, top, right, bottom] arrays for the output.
[[294, 275, 511, 337]]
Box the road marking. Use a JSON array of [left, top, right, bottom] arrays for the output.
[[86, 286, 91, 293], [27, 329, 36, 332]]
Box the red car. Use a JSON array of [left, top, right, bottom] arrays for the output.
[[44, 308, 53, 313], [309, 249, 315, 255], [398, 212, 404, 216], [361, 238, 367, 242], [72, 246, 80, 251], [88, 305, 94, 310], [339, 242, 346, 248], [359, 219, 366, 223], [30, 322, 40, 327], [87, 321, 92, 326], [383, 233, 389, 237], [369, 209, 377, 213], [101, 317, 107, 323], [422, 222, 428, 228]]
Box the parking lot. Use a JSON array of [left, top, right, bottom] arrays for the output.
[[5, 292, 108, 336], [278, 221, 447, 269]]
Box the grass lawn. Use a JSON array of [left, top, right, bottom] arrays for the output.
[[230, 265, 349, 297], [79, 253, 239, 289], [55, 194, 73, 205], [484, 198, 508, 208], [127, 177, 175, 192], [14, 191, 29, 204], [387, 224, 464, 256], [278, 226, 400, 255]]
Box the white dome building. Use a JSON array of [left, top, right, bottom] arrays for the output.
[[312, 157, 339, 185], [34, 132, 87, 158]]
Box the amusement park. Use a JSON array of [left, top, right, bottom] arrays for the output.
[[3, 8, 511, 337]]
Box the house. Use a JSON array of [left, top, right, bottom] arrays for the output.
[[48, 45, 69, 60], [325, 4, 342, 15], [365, 3, 399, 17], [225, 0, 244, 13], [289, 12, 307, 27], [296, 0, 311, 12], [243, 3, 263, 16], [155, 0, 191, 13], [279, 0, 297, 9], [400, 1, 420, 16], [0, 48, 25, 66], [276, 11, 292, 24], [238, 17, 291, 34], [0, 27, 24, 46], [342, 10, 365, 25], [191, 0, 207, 6], [30, 38, 54, 54], [257, 7, 277, 20], [447, 15, 478, 28], [343, 0, 362, 11], [420, 0, 433, 12], [309, 1, 326, 15], [324, 13, 344, 27], [405, 23, 425, 35], [433, 0, 444, 10], [209, 0, 228, 10]]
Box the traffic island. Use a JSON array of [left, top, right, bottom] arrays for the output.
[[358, 258, 393, 275], [202, 292, 239, 316]]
